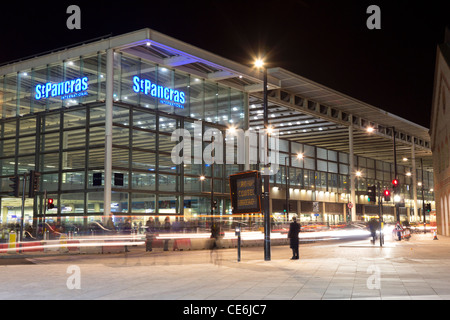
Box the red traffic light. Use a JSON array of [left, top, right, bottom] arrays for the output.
[[392, 179, 399, 186], [383, 189, 391, 201], [47, 198, 55, 209]]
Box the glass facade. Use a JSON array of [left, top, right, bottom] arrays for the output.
[[0, 46, 435, 237], [262, 141, 434, 198], [0, 51, 248, 234]]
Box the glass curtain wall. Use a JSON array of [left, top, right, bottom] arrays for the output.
[[0, 49, 434, 235], [271, 142, 434, 204], [0, 50, 248, 234]]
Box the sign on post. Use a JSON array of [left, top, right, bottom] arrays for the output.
[[313, 201, 319, 213], [229, 171, 262, 215]]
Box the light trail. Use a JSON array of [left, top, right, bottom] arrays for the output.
[[0, 228, 376, 254]]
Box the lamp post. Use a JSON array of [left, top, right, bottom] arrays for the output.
[[392, 127, 400, 223], [377, 181, 384, 247], [211, 137, 215, 226], [199, 175, 208, 224], [285, 156, 289, 223], [255, 58, 271, 261], [420, 158, 426, 233]]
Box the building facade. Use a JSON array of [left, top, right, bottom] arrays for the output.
[[431, 28, 450, 236], [0, 29, 435, 235]]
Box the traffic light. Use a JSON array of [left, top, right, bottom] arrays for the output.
[[28, 170, 41, 198], [367, 185, 376, 203], [8, 175, 20, 197], [283, 204, 287, 213], [47, 198, 55, 210], [383, 189, 391, 201], [392, 179, 399, 191], [426, 203, 431, 212]]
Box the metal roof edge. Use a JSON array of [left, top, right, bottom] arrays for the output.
[[268, 66, 430, 135], [0, 28, 277, 87]]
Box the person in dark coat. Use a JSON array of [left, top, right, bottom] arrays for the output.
[[122, 218, 132, 252], [368, 218, 379, 244], [163, 216, 171, 251], [210, 222, 220, 249], [288, 217, 301, 260]]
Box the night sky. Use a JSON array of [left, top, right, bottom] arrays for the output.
[[1, 0, 449, 128]]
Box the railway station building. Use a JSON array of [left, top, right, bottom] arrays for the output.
[[0, 29, 435, 233]]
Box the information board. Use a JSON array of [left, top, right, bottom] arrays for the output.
[[229, 171, 262, 214]]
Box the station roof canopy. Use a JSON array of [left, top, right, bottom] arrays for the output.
[[0, 28, 433, 169], [247, 68, 433, 170]]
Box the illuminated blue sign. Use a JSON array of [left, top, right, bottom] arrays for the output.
[[35, 77, 89, 100], [132, 76, 185, 108]]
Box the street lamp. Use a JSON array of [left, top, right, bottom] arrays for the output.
[[254, 58, 264, 69], [254, 57, 271, 261], [227, 125, 236, 135]]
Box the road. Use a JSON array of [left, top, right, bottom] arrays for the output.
[[1, 232, 450, 302]]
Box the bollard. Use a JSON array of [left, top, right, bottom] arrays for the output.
[[8, 231, 16, 254], [59, 234, 68, 252], [235, 226, 241, 262], [433, 230, 439, 240]]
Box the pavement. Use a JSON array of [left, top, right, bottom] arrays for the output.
[[1, 232, 450, 301]]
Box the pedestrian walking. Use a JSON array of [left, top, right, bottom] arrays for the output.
[[145, 217, 155, 252], [163, 216, 171, 251], [211, 222, 220, 249], [368, 218, 379, 244], [106, 217, 116, 232], [287, 217, 301, 260], [210, 222, 222, 265]]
